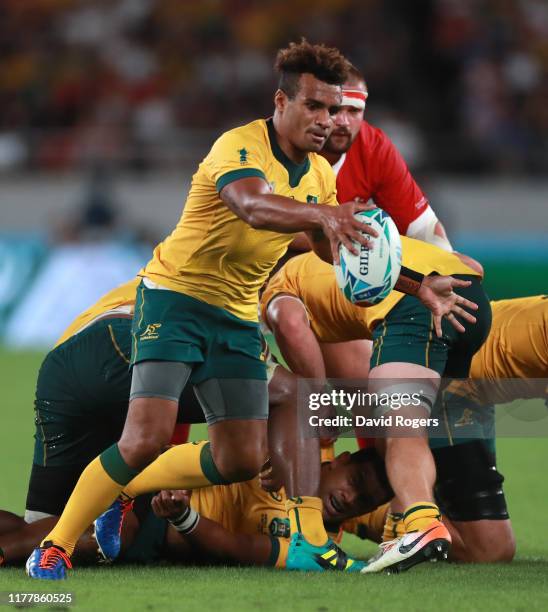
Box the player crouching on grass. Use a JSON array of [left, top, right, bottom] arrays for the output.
[[261, 239, 491, 573], [1, 447, 392, 568], [351, 294, 547, 564]]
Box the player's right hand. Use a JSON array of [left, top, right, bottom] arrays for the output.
[[151, 490, 190, 519], [318, 201, 378, 264]]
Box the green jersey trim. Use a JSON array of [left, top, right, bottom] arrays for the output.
[[216, 168, 267, 193], [266, 118, 311, 188]]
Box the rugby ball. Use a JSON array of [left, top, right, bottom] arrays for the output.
[[334, 208, 402, 306]]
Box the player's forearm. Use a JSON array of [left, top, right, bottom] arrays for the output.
[[176, 517, 274, 566], [223, 190, 328, 233], [273, 323, 326, 380]]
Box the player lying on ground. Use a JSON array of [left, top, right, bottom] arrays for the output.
[[1, 447, 391, 567], [29, 40, 480, 579], [261, 239, 492, 572]]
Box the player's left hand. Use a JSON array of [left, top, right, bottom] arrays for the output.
[[151, 490, 191, 520], [417, 276, 478, 337]]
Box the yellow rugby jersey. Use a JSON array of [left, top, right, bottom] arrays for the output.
[[188, 465, 378, 568], [261, 236, 479, 342], [142, 118, 337, 321], [55, 278, 140, 347], [468, 295, 548, 402], [189, 478, 290, 567]]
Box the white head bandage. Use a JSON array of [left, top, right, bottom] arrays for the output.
[[341, 88, 368, 110]]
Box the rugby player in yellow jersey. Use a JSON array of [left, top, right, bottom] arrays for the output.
[[28, 41, 478, 579], [261, 238, 491, 573], [335, 296, 547, 564], [1, 445, 391, 567]]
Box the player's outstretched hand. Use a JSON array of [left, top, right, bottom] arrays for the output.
[[319, 201, 378, 264], [417, 276, 478, 337], [151, 490, 191, 520]]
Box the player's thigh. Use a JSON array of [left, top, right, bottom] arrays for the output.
[[31, 335, 129, 517], [196, 377, 268, 477], [370, 295, 449, 376], [195, 377, 268, 429], [125, 361, 192, 435], [320, 339, 372, 379], [444, 276, 492, 377], [369, 276, 492, 380]]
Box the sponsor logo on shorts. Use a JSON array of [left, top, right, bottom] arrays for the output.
[[140, 323, 162, 341]]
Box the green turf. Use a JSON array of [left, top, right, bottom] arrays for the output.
[[0, 348, 547, 611]]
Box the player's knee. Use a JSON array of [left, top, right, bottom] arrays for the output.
[[461, 525, 516, 563], [118, 426, 173, 469], [269, 369, 298, 408], [490, 536, 516, 562], [213, 437, 268, 482]]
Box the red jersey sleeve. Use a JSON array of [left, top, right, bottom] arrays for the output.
[[369, 126, 428, 234]]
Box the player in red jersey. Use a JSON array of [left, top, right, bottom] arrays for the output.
[[321, 64, 453, 251]]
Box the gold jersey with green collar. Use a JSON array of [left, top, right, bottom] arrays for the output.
[[141, 118, 337, 321]]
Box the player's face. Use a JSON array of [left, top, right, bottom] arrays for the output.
[[319, 452, 388, 523], [323, 105, 364, 155], [276, 73, 342, 153]]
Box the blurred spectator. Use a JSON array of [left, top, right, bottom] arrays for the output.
[[53, 164, 159, 247], [0, 0, 546, 175]]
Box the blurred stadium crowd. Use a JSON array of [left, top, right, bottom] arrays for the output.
[[0, 0, 547, 175]]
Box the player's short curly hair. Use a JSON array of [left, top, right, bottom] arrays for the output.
[[275, 38, 349, 99]]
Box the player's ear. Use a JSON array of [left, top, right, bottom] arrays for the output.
[[274, 89, 288, 113]]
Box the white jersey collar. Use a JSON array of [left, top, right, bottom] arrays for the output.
[[330, 152, 347, 177]]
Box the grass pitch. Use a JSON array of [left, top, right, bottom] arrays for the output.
[[0, 348, 547, 611]]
